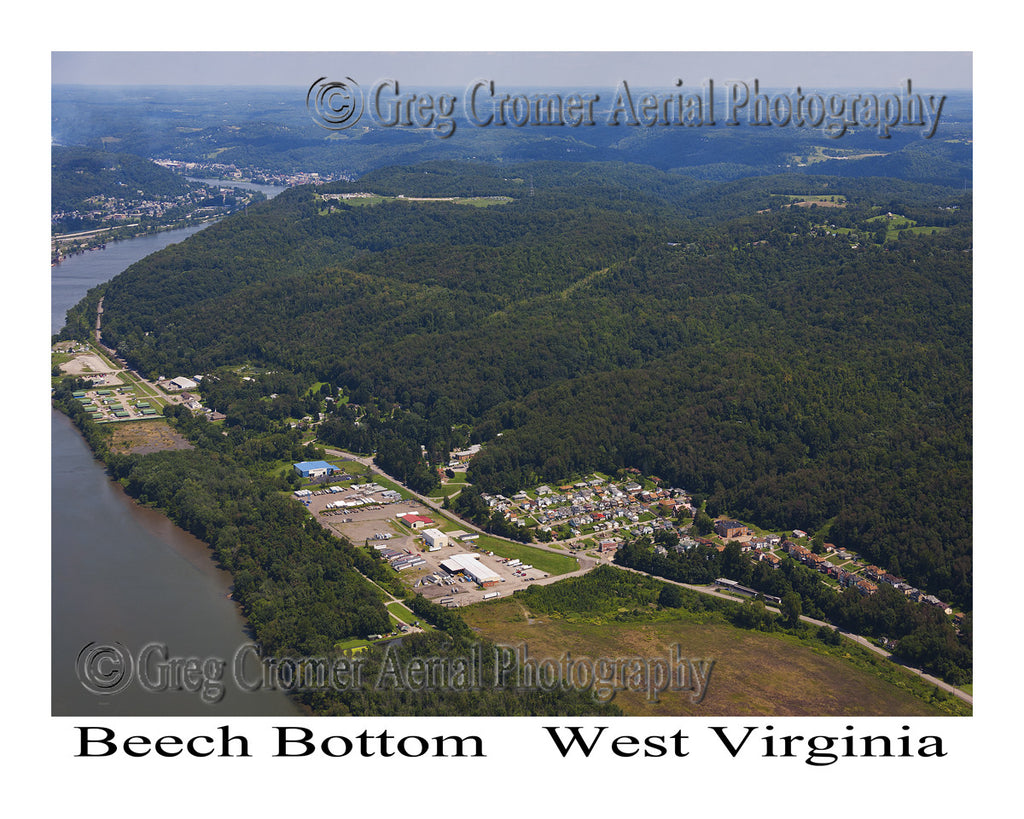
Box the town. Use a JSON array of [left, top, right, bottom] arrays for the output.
[[51, 178, 265, 264], [153, 159, 351, 188]]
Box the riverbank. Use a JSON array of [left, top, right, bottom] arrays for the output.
[[50, 221, 297, 716], [52, 216, 223, 264]]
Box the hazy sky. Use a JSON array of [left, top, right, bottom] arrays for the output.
[[52, 51, 972, 90]]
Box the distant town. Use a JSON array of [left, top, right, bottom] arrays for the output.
[[51, 177, 266, 264], [51, 161, 353, 264], [153, 159, 352, 188], [437, 468, 961, 623]]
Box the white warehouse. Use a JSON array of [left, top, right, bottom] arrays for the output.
[[439, 553, 501, 587], [421, 528, 451, 550]]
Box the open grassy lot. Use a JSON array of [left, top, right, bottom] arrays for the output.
[[323, 194, 513, 209], [459, 596, 963, 717], [107, 419, 194, 455], [771, 192, 849, 205]]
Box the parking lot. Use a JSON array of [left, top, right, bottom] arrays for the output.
[[300, 482, 556, 606], [411, 550, 552, 607]]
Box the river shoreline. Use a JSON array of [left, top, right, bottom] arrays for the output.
[[51, 217, 296, 716]]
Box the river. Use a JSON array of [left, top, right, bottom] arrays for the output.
[[52, 216, 298, 716]]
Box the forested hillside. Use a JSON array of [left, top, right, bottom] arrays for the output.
[[51, 146, 194, 212], [59, 161, 971, 608]]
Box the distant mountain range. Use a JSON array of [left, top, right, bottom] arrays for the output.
[[52, 85, 972, 186]]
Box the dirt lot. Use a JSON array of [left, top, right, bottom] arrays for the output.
[[61, 353, 118, 375], [108, 420, 194, 455]]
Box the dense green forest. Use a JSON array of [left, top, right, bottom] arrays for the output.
[[58, 161, 971, 620]]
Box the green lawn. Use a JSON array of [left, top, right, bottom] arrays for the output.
[[469, 534, 578, 576], [428, 483, 465, 499], [333, 637, 373, 651], [386, 601, 415, 622]]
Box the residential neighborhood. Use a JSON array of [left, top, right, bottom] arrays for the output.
[[430, 456, 961, 626]]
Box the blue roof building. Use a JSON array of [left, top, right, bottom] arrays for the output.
[[293, 460, 340, 479]]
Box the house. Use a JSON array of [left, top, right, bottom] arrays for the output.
[[674, 537, 698, 553], [806, 553, 828, 571], [789, 543, 811, 561], [450, 444, 481, 463], [923, 596, 954, 615]]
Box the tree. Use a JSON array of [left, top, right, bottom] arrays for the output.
[[693, 508, 714, 536], [781, 591, 803, 628], [658, 583, 683, 609]]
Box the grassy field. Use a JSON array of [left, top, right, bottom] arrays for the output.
[[469, 534, 579, 576], [325, 194, 513, 209], [429, 472, 469, 499], [428, 483, 466, 499], [459, 596, 965, 717], [771, 192, 849, 205], [386, 600, 414, 622], [116, 370, 167, 403]]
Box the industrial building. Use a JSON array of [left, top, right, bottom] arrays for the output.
[[293, 460, 341, 479], [166, 376, 199, 391], [439, 553, 501, 587], [421, 528, 451, 550], [396, 513, 435, 530]]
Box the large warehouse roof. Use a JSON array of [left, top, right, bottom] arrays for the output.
[[439, 553, 501, 585], [293, 460, 340, 476]]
